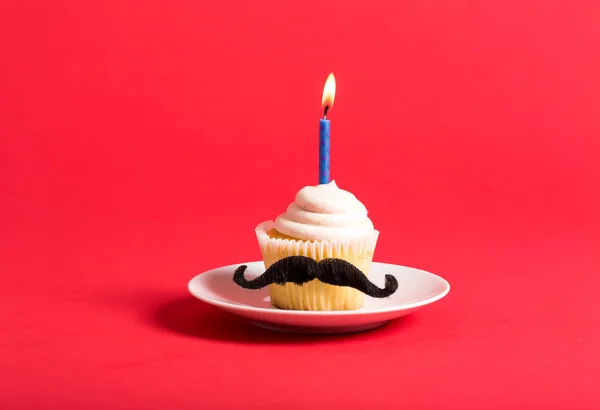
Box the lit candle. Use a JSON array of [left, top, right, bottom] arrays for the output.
[[320, 73, 336, 184]]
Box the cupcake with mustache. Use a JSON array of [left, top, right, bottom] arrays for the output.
[[253, 180, 380, 311]]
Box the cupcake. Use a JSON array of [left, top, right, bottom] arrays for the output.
[[255, 180, 378, 311]]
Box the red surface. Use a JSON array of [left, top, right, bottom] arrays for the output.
[[1, 0, 599, 408]]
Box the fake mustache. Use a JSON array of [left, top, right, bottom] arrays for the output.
[[233, 256, 398, 298]]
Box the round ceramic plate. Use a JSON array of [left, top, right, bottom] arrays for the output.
[[188, 261, 450, 334]]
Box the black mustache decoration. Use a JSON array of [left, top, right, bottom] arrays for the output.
[[233, 256, 398, 298]]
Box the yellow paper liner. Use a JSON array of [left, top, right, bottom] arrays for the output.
[[255, 221, 379, 311]]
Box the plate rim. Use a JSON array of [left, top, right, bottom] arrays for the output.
[[188, 261, 450, 316]]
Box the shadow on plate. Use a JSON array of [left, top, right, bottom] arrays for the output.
[[151, 294, 418, 344]]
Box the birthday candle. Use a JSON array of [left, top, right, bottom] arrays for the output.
[[320, 73, 336, 184]]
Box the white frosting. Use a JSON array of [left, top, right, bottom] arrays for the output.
[[274, 181, 375, 241]]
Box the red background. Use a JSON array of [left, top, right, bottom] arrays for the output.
[[1, 0, 599, 408]]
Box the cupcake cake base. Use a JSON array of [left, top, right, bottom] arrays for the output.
[[256, 222, 378, 311]]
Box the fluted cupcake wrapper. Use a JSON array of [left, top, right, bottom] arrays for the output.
[[255, 221, 379, 311]]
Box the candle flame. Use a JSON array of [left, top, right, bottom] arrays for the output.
[[321, 73, 336, 114]]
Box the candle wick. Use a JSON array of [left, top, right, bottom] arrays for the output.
[[323, 105, 330, 119]]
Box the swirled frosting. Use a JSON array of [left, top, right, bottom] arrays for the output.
[[274, 181, 375, 241]]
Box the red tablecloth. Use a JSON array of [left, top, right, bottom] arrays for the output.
[[2, 1, 599, 409]]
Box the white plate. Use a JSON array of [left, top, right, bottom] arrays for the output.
[[188, 261, 450, 334]]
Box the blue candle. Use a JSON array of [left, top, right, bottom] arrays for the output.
[[319, 73, 336, 185], [319, 117, 330, 184]]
